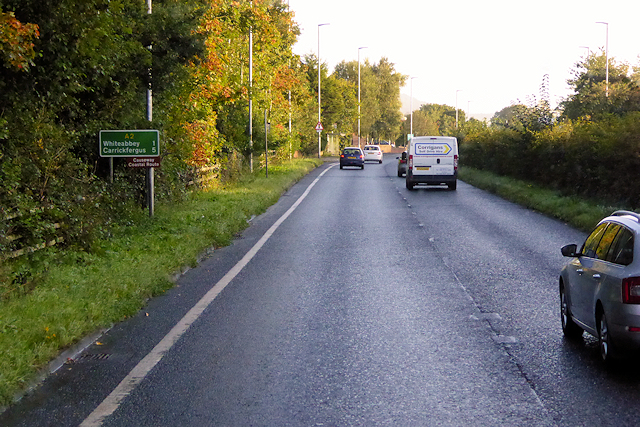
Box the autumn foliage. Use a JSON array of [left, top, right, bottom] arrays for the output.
[[0, 8, 39, 70], [0, 0, 325, 260]]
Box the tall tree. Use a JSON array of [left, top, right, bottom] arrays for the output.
[[562, 51, 640, 120], [334, 57, 405, 142], [370, 57, 405, 142]]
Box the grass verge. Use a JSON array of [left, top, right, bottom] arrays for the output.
[[458, 166, 622, 232], [0, 158, 322, 407]]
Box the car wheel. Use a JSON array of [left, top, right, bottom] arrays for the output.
[[340, 165, 343, 169], [379, 160, 382, 164], [361, 165, 364, 169], [560, 285, 582, 339], [398, 171, 402, 177], [598, 311, 615, 364]]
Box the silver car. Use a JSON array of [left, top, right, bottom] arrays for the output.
[[560, 211, 640, 363]]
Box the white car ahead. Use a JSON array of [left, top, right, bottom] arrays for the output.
[[363, 145, 383, 163]]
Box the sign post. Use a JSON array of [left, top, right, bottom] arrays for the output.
[[100, 130, 160, 217]]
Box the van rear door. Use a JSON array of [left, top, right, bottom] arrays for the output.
[[412, 138, 456, 176]]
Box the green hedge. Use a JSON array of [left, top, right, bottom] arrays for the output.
[[460, 113, 640, 208]]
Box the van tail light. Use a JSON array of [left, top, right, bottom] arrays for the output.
[[454, 154, 459, 171], [408, 154, 413, 169], [623, 277, 640, 304]]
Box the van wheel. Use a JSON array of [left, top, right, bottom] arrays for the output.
[[379, 160, 382, 164], [448, 181, 457, 191], [406, 180, 414, 190]]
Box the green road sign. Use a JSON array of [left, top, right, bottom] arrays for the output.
[[100, 130, 160, 157]]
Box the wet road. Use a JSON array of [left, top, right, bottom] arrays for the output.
[[3, 158, 640, 426]]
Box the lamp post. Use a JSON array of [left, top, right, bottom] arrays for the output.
[[467, 100, 471, 122], [287, 0, 292, 160], [249, 0, 254, 171], [596, 21, 609, 97], [579, 45, 591, 57], [410, 76, 417, 139], [358, 46, 367, 148], [317, 23, 329, 158], [146, 0, 154, 216], [455, 89, 462, 128]]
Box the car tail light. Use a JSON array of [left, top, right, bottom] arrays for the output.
[[408, 154, 413, 169], [623, 277, 640, 304], [340, 154, 344, 158], [454, 154, 459, 171]]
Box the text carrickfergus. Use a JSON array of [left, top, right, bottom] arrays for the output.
[[102, 140, 146, 155]]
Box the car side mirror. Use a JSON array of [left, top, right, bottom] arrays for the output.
[[561, 244, 579, 257]]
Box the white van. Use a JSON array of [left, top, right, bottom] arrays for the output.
[[405, 136, 458, 190]]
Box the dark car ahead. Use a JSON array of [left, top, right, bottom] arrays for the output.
[[340, 147, 364, 169], [397, 151, 407, 177]]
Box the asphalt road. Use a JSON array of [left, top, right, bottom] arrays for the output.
[[3, 158, 640, 426]]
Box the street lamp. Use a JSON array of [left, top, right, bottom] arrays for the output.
[[596, 21, 609, 97], [317, 23, 329, 158], [579, 45, 591, 57], [146, 0, 154, 216], [410, 76, 417, 139], [455, 89, 462, 128], [287, 0, 292, 160], [249, 0, 254, 171], [358, 46, 367, 148]]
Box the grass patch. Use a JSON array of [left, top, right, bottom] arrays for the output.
[[458, 166, 621, 232], [0, 159, 322, 407]]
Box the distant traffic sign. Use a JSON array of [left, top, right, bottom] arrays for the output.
[[100, 130, 160, 157], [315, 122, 324, 131]]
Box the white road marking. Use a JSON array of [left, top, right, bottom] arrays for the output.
[[80, 164, 335, 426]]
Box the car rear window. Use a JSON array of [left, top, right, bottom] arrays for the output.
[[343, 149, 360, 155], [606, 227, 634, 265]]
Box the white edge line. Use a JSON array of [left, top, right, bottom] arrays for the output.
[[80, 164, 335, 426]]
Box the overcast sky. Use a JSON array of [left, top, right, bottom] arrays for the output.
[[288, 0, 640, 117]]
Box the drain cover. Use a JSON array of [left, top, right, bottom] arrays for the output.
[[77, 353, 111, 362]]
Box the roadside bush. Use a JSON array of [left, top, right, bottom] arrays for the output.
[[460, 112, 640, 208]]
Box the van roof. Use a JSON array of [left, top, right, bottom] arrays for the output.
[[411, 136, 457, 141]]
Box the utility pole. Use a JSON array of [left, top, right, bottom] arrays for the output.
[[249, 1, 254, 171], [146, 0, 154, 217]]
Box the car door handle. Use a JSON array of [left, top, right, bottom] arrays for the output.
[[593, 274, 601, 279]]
